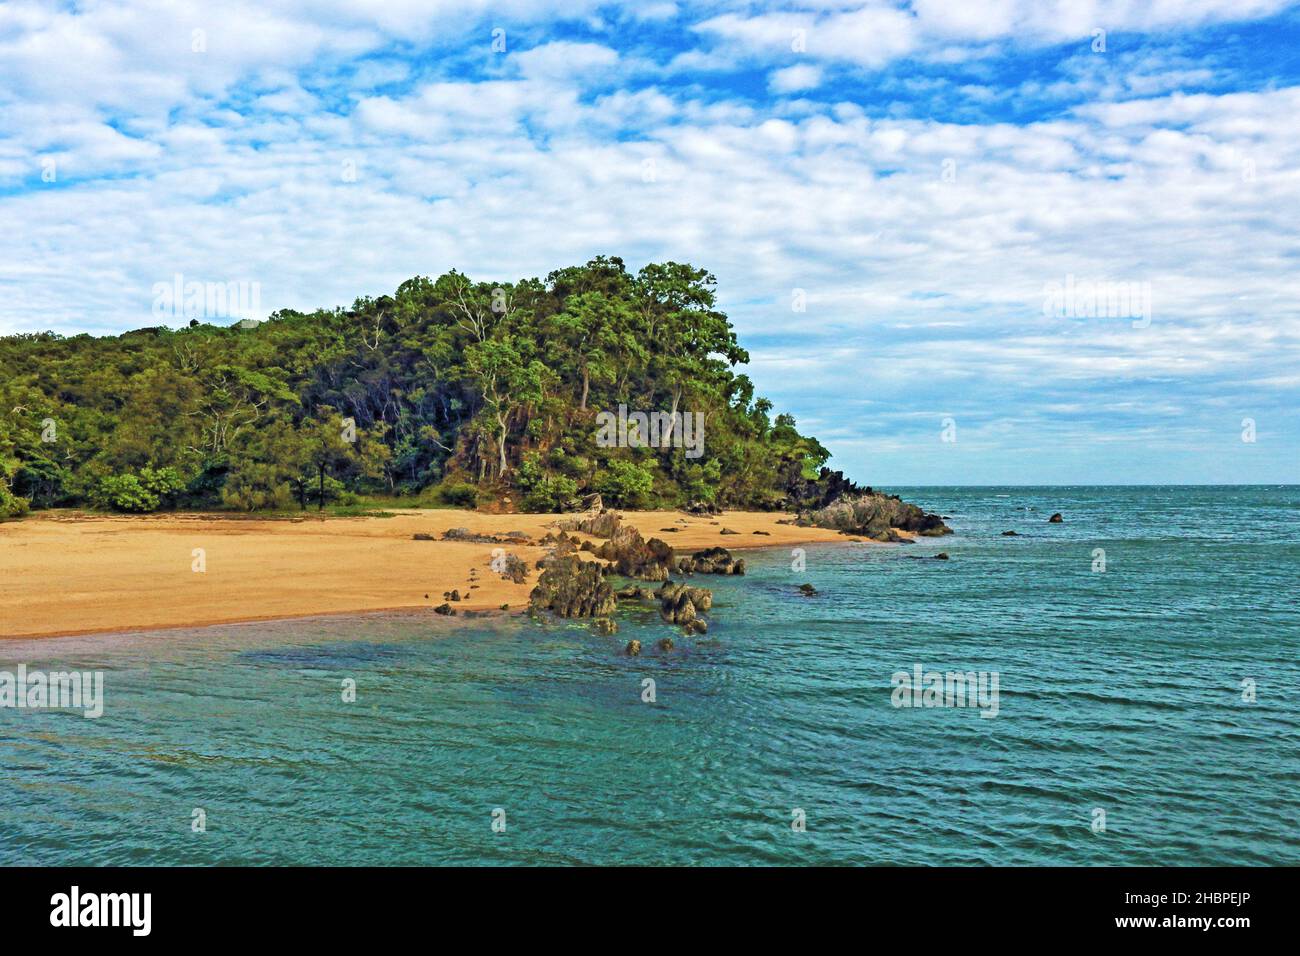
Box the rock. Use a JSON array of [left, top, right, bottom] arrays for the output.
[[688, 547, 745, 575], [805, 492, 952, 540], [592, 617, 618, 635], [500, 603, 510, 610], [682, 500, 720, 516], [797, 583, 818, 596], [616, 585, 656, 601], [1048, 513, 1064, 523], [935, 553, 949, 560], [528, 556, 616, 618], [658, 527, 680, 532], [593, 525, 675, 580], [658, 637, 675, 652], [752, 530, 770, 536], [558, 509, 623, 539], [625, 639, 641, 656], [1001, 530, 1018, 536], [686, 619, 708, 635], [412, 533, 435, 541], [499, 553, 530, 584], [433, 603, 455, 615], [656, 581, 713, 625], [720, 527, 740, 535]]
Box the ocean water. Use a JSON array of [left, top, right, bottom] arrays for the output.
[[2, 486, 1297, 866]]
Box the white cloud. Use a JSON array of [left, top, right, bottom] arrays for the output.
[[769, 64, 823, 93]]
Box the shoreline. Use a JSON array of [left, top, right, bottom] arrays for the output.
[[1, 508, 868, 641]]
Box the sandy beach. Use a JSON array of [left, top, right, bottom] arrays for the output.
[[0, 508, 859, 640]]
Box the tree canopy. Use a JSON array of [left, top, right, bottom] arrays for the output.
[[0, 257, 848, 516]]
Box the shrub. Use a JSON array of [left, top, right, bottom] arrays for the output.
[[96, 474, 159, 512], [595, 459, 655, 509], [0, 479, 30, 520], [438, 482, 479, 508]]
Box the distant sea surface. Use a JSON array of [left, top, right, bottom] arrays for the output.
[[3, 486, 1297, 865]]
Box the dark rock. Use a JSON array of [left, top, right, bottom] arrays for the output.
[[752, 530, 770, 536], [797, 583, 818, 596], [935, 553, 949, 560], [412, 533, 435, 541], [1001, 530, 1019, 536], [804, 492, 952, 540], [686, 619, 708, 634], [658, 527, 680, 532], [528, 556, 616, 618], [625, 639, 641, 656], [1048, 513, 1064, 523], [720, 527, 740, 535], [433, 603, 454, 615], [658, 637, 675, 652], [594, 525, 674, 580], [682, 500, 720, 516], [688, 547, 745, 575]]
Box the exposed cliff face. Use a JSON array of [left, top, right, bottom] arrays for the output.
[[801, 492, 952, 540]]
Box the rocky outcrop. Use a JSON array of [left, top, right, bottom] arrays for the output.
[[442, 527, 533, 545], [593, 525, 674, 580], [558, 509, 623, 539], [676, 547, 745, 575], [802, 492, 951, 540], [657, 581, 713, 629], [528, 556, 616, 618]]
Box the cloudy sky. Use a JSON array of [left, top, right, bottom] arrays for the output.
[[2, 1, 1297, 485]]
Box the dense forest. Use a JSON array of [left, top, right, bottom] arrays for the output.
[[1, 257, 856, 519]]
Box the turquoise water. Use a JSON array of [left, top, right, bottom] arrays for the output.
[[2, 486, 1297, 865]]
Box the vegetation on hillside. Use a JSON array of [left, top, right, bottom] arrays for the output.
[[0, 257, 856, 517]]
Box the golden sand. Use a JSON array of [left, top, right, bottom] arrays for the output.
[[0, 508, 860, 639]]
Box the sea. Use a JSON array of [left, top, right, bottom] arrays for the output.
[[2, 486, 1297, 865]]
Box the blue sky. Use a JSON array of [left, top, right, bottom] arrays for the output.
[[1, 1, 1298, 485]]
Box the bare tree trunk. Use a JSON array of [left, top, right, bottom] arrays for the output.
[[580, 366, 589, 411]]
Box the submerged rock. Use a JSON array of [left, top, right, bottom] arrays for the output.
[[658, 637, 675, 652], [625, 639, 642, 656], [1001, 530, 1019, 536], [1048, 513, 1064, 523], [797, 583, 818, 596], [934, 552, 950, 560], [592, 617, 618, 636]]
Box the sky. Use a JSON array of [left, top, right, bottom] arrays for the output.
[[1, 1, 1297, 486]]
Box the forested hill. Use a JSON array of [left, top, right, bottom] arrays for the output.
[[1, 257, 860, 518]]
